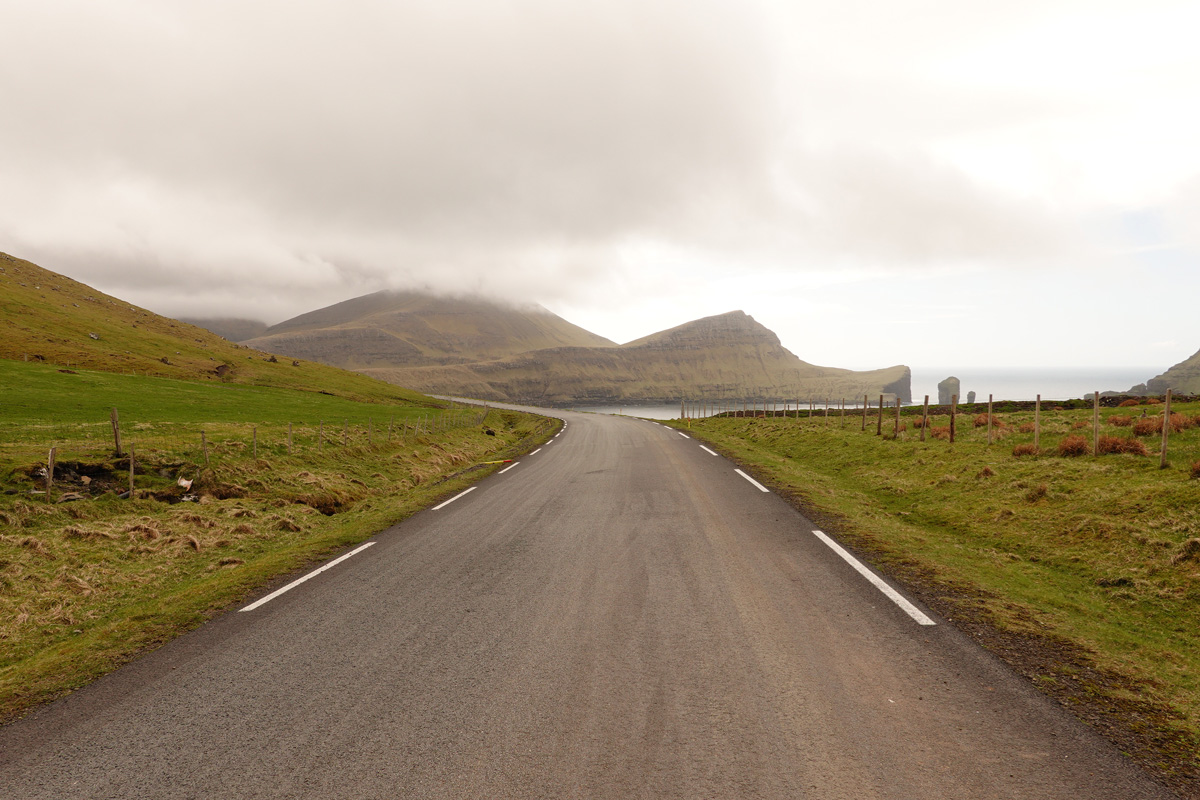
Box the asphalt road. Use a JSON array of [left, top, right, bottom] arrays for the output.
[[0, 410, 1174, 798]]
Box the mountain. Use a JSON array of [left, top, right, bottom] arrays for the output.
[[241, 290, 615, 369], [0, 252, 432, 405], [359, 310, 912, 405], [1137, 348, 1200, 395], [178, 317, 269, 343]]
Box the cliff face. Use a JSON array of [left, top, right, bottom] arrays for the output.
[[361, 311, 912, 406], [1143, 348, 1200, 395]]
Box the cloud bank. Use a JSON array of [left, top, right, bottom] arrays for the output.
[[1, 1, 1198, 367]]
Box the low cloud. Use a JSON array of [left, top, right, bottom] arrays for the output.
[[0, 0, 1190, 331]]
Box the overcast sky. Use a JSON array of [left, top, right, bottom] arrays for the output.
[[2, 0, 1199, 371]]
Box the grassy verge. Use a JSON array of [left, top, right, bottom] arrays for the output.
[[0, 363, 557, 723], [670, 402, 1200, 793]]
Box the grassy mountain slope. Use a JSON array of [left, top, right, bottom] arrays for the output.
[[0, 252, 433, 406], [363, 311, 912, 405], [241, 289, 616, 369], [1145, 348, 1200, 395], [177, 317, 268, 343]]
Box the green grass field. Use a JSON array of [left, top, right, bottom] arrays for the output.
[[0, 360, 556, 723], [671, 401, 1200, 790]]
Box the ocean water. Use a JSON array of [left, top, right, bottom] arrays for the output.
[[909, 366, 1160, 404], [570, 366, 1164, 420]]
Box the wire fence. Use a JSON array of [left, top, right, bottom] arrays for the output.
[[2, 407, 491, 500]]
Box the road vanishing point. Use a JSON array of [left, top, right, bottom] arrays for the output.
[[0, 409, 1173, 798]]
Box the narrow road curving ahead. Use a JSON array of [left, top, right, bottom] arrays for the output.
[[0, 410, 1173, 798]]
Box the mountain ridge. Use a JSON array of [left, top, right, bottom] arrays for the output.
[[349, 307, 913, 405], [1137, 348, 1200, 395], [242, 289, 615, 369], [0, 252, 433, 405]]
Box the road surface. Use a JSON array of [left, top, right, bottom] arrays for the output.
[[0, 410, 1173, 798]]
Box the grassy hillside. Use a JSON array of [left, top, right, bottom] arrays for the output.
[[177, 317, 269, 342], [364, 311, 911, 405], [0, 252, 561, 723], [0, 252, 434, 406], [672, 403, 1200, 793], [0, 365, 556, 722], [1145, 347, 1200, 395], [242, 289, 616, 369]]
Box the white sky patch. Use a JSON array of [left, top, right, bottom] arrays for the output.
[[1, 0, 1199, 369]]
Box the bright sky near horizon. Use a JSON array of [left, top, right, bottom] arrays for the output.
[[2, 1, 1198, 371]]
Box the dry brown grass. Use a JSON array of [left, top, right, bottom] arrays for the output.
[[1147, 398, 1163, 405], [1133, 417, 1162, 436], [1097, 435, 1149, 456], [1190, 460, 1200, 480], [1172, 538, 1200, 564], [973, 414, 1004, 428], [929, 425, 951, 440], [1057, 435, 1091, 457], [977, 466, 995, 478], [1118, 399, 1142, 408], [1170, 413, 1195, 432], [1071, 420, 1091, 430], [1018, 422, 1036, 433], [1107, 415, 1132, 427], [1024, 483, 1048, 502], [1012, 443, 1039, 457]]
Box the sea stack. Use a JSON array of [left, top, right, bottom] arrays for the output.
[[938, 376, 960, 405]]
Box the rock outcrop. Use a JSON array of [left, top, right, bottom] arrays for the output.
[[1138, 348, 1200, 395], [938, 376, 961, 405]]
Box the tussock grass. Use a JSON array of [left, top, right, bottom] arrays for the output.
[[1057, 435, 1091, 457], [1012, 443, 1039, 457], [1134, 417, 1162, 436], [1107, 415, 1133, 427], [1098, 435, 1149, 456]]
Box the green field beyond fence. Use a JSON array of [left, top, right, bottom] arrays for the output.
[[0, 359, 461, 487]]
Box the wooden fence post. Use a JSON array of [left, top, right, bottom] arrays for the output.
[[201, 430, 210, 467], [1160, 389, 1173, 469], [46, 446, 56, 502], [950, 394, 957, 443], [920, 395, 929, 442], [876, 395, 883, 436], [987, 394, 994, 446], [129, 447, 135, 496], [1034, 395, 1041, 451], [110, 407, 122, 457]]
